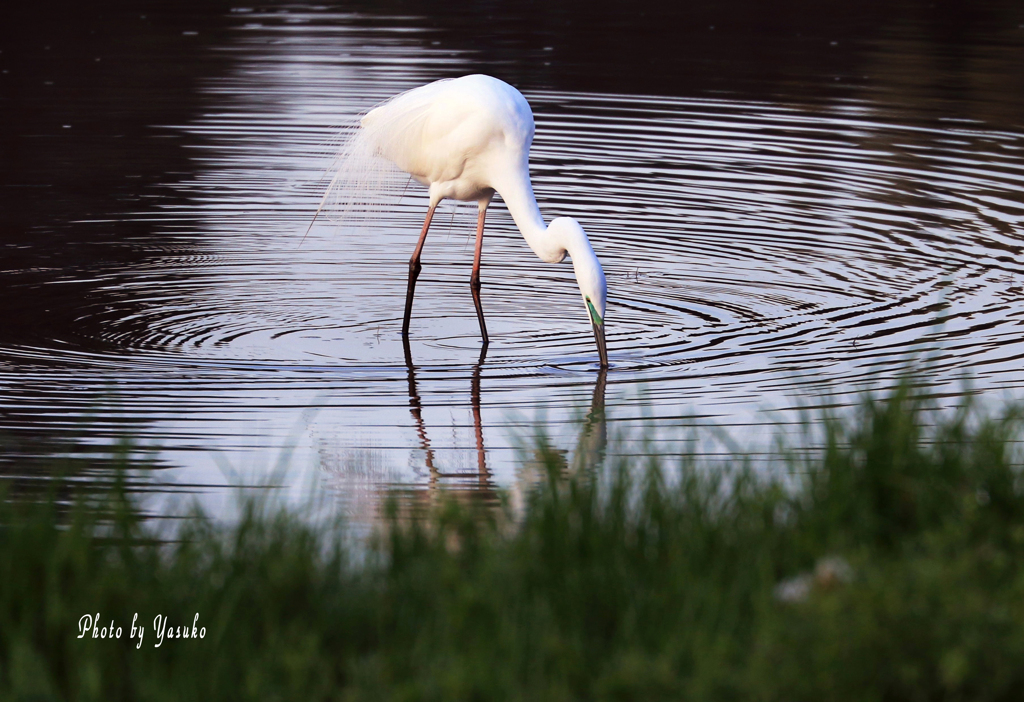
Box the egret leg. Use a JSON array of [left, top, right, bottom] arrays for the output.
[[470, 206, 489, 346], [402, 204, 438, 338]]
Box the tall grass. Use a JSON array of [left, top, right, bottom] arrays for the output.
[[2, 382, 1023, 701]]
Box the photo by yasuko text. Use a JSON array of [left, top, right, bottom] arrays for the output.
[[77, 613, 205, 649]]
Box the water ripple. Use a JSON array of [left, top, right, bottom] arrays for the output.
[[2, 8, 1023, 506]]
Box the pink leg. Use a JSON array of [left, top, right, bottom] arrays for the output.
[[470, 206, 489, 345], [402, 204, 437, 338]]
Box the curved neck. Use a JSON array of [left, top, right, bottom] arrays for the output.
[[493, 162, 566, 263]]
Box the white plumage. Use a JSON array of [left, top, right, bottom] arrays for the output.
[[319, 74, 609, 367]]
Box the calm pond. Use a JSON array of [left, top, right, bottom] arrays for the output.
[[3, 1, 1023, 520]]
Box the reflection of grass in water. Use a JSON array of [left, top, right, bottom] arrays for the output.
[[3, 381, 1024, 700]]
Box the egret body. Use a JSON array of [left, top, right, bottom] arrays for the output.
[[349, 74, 609, 367]]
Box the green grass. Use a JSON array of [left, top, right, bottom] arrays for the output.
[[2, 381, 1024, 701]]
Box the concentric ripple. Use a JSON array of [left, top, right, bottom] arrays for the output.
[[74, 89, 1024, 381], [2, 8, 1023, 512]]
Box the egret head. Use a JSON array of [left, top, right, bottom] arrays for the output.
[[550, 217, 609, 368]]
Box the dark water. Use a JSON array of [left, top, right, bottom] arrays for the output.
[[3, 1, 1024, 518]]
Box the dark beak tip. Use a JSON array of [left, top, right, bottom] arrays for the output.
[[593, 322, 609, 369]]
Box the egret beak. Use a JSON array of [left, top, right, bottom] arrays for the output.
[[585, 297, 609, 369], [593, 321, 608, 369]]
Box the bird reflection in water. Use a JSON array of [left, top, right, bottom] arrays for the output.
[[402, 338, 492, 496], [572, 368, 607, 475], [403, 337, 607, 507]]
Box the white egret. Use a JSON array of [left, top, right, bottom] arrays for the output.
[[323, 74, 609, 367]]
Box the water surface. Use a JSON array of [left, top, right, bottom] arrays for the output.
[[3, 2, 1023, 518]]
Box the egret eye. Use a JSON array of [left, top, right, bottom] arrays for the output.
[[586, 297, 603, 326]]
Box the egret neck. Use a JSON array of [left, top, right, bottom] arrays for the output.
[[492, 162, 609, 367], [492, 161, 567, 264]]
